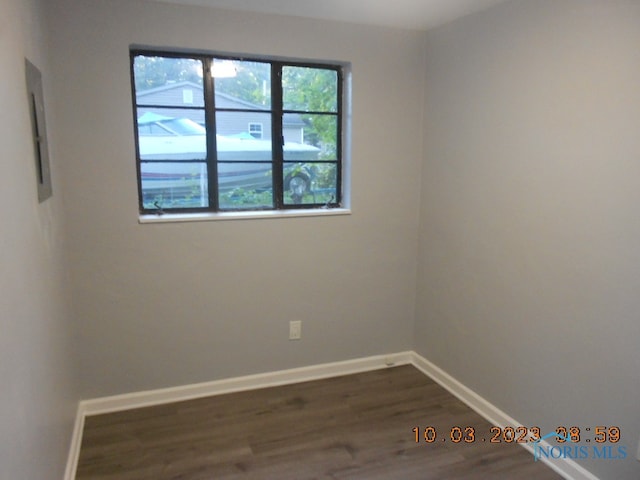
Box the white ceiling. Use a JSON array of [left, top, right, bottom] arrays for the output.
[[147, 0, 509, 31]]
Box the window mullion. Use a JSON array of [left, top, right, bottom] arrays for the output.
[[271, 63, 284, 209], [204, 57, 219, 211], [336, 67, 344, 206]]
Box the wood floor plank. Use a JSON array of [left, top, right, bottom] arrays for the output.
[[75, 366, 564, 479]]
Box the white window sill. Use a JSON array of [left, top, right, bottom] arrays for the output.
[[139, 208, 351, 224]]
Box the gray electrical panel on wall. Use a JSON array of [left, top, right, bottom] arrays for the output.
[[25, 58, 52, 202]]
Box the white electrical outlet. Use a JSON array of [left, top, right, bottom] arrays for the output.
[[289, 320, 302, 340]]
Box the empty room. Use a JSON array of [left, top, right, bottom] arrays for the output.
[[1, 0, 639, 479]]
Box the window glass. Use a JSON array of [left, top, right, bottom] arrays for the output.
[[140, 162, 208, 210], [283, 162, 337, 206], [218, 161, 273, 210], [283, 114, 337, 161], [132, 51, 343, 214], [137, 110, 207, 161], [214, 59, 271, 109], [215, 112, 272, 161], [134, 56, 204, 106], [248, 123, 263, 139], [282, 66, 338, 113]]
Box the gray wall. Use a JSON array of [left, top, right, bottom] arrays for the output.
[[9, 1, 638, 479], [0, 0, 79, 478], [47, 0, 424, 398], [416, 0, 640, 478]]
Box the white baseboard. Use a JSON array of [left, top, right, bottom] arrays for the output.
[[81, 352, 413, 416], [65, 350, 600, 480], [63, 405, 85, 480], [410, 352, 600, 480]]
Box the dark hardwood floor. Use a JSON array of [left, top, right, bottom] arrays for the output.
[[76, 365, 564, 479]]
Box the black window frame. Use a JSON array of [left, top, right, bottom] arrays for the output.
[[130, 49, 344, 215]]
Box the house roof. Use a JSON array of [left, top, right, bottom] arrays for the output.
[[136, 80, 202, 98]]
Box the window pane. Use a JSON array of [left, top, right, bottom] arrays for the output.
[[284, 114, 336, 161], [283, 162, 337, 205], [218, 162, 272, 191], [216, 136, 272, 162], [137, 109, 206, 160], [282, 66, 337, 113], [216, 112, 272, 161], [137, 108, 205, 130], [218, 162, 273, 209], [134, 56, 204, 106], [214, 59, 271, 109], [141, 162, 208, 209]]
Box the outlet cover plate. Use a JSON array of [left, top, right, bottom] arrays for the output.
[[289, 320, 302, 340]]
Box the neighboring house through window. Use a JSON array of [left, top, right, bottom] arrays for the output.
[[131, 50, 344, 214], [182, 88, 194, 104]]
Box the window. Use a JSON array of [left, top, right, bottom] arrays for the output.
[[131, 50, 343, 214], [248, 122, 263, 139], [182, 89, 194, 104]]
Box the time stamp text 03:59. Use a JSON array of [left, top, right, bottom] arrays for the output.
[[412, 426, 621, 444]]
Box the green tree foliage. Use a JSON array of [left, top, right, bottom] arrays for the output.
[[282, 66, 337, 112], [134, 56, 203, 91], [214, 60, 271, 106], [282, 66, 338, 158], [215, 62, 338, 157]]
